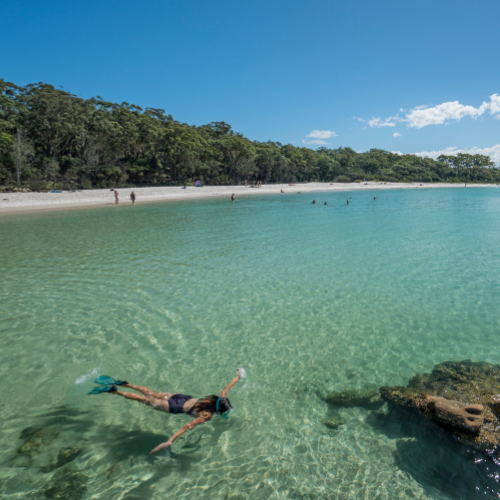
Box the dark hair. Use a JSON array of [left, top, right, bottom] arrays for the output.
[[193, 395, 232, 415]]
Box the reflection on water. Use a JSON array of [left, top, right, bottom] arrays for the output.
[[1, 187, 500, 499]]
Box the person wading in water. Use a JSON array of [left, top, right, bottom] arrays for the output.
[[88, 368, 243, 453]]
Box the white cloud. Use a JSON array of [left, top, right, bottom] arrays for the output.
[[412, 144, 500, 166], [490, 94, 500, 118], [405, 94, 500, 128], [302, 139, 329, 145], [301, 129, 337, 145], [306, 130, 337, 139], [353, 116, 365, 122], [368, 117, 396, 128], [406, 100, 490, 129], [393, 132, 401, 137], [360, 94, 500, 130]]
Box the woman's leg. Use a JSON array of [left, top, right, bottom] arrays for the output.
[[122, 383, 154, 396], [123, 383, 171, 400], [113, 391, 149, 404]]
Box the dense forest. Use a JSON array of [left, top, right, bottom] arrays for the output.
[[1, 79, 499, 190]]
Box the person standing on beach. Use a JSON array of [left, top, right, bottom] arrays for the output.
[[130, 192, 136, 205], [115, 190, 119, 204]]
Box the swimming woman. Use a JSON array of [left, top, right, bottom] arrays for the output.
[[88, 368, 242, 453]]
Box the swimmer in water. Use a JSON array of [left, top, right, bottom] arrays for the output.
[[347, 200, 349, 205], [88, 369, 243, 453], [324, 202, 327, 205], [312, 200, 316, 204]]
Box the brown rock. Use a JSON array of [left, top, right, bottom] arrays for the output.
[[380, 360, 500, 451], [419, 395, 484, 432]]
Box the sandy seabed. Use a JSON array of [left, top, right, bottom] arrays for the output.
[[0, 182, 497, 215]]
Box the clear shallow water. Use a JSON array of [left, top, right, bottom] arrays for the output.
[[1, 188, 500, 500]]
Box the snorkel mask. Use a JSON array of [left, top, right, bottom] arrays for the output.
[[216, 397, 232, 419]]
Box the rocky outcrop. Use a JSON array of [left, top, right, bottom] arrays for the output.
[[380, 360, 500, 451], [419, 395, 484, 432]]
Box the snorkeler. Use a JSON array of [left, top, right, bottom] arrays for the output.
[[88, 368, 243, 453]]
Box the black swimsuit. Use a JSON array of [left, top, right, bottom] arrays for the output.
[[168, 394, 196, 415]]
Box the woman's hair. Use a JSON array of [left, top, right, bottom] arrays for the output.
[[193, 395, 232, 415]]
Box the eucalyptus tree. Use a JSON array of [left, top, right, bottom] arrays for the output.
[[12, 128, 33, 185], [1, 78, 499, 189]]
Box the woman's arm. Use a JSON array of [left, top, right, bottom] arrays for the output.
[[220, 368, 243, 398], [150, 412, 212, 454]]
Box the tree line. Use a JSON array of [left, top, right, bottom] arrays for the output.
[[1, 79, 498, 190]]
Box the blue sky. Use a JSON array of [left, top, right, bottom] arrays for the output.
[[2, 0, 499, 161]]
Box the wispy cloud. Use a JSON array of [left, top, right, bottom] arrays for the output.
[[306, 130, 337, 139], [302, 129, 337, 145], [411, 144, 500, 165], [368, 117, 397, 128], [393, 132, 401, 137], [353, 116, 365, 122], [302, 139, 329, 145]]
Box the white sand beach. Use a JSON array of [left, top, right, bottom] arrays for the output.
[[0, 182, 497, 214]]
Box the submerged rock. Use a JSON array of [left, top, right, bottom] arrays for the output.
[[44, 465, 87, 500], [325, 388, 382, 408], [42, 447, 83, 473], [323, 415, 345, 429], [380, 360, 500, 451], [14, 426, 60, 467]]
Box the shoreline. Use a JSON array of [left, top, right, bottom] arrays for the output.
[[0, 182, 497, 215]]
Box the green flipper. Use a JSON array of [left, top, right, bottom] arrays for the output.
[[94, 376, 127, 386], [88, 384, 116, 395]]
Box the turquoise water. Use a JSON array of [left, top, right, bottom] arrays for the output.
[[1, 188, 500, 500]]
